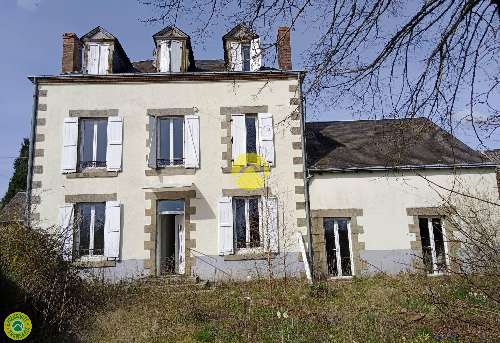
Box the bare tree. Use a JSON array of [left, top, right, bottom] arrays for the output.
[[140, 0, 499, 147]]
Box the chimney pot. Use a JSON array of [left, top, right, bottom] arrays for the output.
[[277, 27, 292, 70], [62, 32, 82, 74]]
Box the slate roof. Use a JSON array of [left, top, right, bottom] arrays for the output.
[[132, 59, 226, 73], [222, 23, 258, 40], [484, 149, 500, 164], [305, 118, 492, 171], [153, 26, 190, 40], [0, 192, 26, 223]]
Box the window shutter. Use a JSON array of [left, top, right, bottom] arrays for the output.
[[159, 41, 170, 72], [170, 40, 182, 72], [231, 114, 246, 165], [104, 201, 121, 259], [58, 204, 74, 261], [148, 116, 158, 169], [230, 42, 242, 71], [218, 197, 234, 255], [184, 114, 200, 168], [98, 45, 110, 74], [106, 117, 123, 171], [61, 117, 78, 173], [250, 38, 262, 71], [87, 44, 99, 74], [262, 196, 279, 253], [257, 113, 275, 166]]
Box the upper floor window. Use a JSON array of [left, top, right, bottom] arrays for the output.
[[324, 218, 354, 277], [79, 118, 108, 170], [241, 43, 251, 71], [158, 117, 184, 167], [159, 40, 183, 73], [86, 43, 111, 75], [419, 217, 448, 275], [75, 202, 106, 258], [231, 113, 274, 166]]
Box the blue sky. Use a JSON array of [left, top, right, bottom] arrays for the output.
[[0, 0, 498, 197]]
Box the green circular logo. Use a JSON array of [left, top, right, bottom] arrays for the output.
[[4, 312, 32, 340]]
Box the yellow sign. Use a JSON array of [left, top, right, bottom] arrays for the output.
[[4, 312, 32, 340], [232, 153, 270, 190]]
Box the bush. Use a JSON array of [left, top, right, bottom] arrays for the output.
[[0, 222, 109, 342]]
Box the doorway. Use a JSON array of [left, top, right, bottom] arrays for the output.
[[156, 200, 185, 276]]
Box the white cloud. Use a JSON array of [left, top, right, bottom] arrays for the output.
[[17, 0, 42, 11]]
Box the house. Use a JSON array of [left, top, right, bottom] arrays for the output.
[[27, 25, 307, 280], [306, 118, 498, 278]]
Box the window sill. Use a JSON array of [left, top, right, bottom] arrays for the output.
[[145, 167, 196, 176], [73, 259, 117, 268], [222, 164, 273, 174], [66, 170, 118, 179], [224, 252, 277, 261]]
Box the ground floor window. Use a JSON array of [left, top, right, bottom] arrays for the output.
[[324, 218, 353, 277], [233, 197, 261, 249], [74, 202, 105, 257], [419, 217, 448, 274]]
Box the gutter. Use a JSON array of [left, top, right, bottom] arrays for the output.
[[308, 162, 498, 174], [25, 77, 38, 228]]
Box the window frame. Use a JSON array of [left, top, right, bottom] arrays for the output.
[[324, 217, 355, 278], [156, 116, 185, 167], [233, 196, 262, 251], [74, 202, 106, 260], [78, 118, 108, 171], [245, 114, 259, 158], [241, 43, 251, 71], [419, 217, 450, 276]]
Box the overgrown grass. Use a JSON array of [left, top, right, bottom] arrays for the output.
[[82, 275, 499, 343]]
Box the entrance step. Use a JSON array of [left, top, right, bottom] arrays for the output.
[[141, 275, 200, 285], [138, 275, 214, 293]]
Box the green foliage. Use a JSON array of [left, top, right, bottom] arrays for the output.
[[1, 138, 29, 207]]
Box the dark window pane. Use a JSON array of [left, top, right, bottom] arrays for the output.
[[242, 44, 251, 71], [324, 218, 338, 276], [248, 198, 260, 247], [80, 120, 94, 163], [96, 120, 107, 164], [158, 199, 185, 213], [234, 199, 246, 248], [172, 117, 184, 165], [419, 218, 433, 274], [337, 219, 352, 276], [432, 219, 447, 272], [93, 203, 105, 255], [77, 204, 92, 256], [246, 116, 257, 157], [158, 118, 171, 164]]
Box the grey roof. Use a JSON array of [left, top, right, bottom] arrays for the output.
[[132, 59, 226, 73], [153, 26, 189, 40], [0, 192, 26, 223], [223, 23, 258, 40], [484, 149, 500, 164], [306, 118, 492, 171]]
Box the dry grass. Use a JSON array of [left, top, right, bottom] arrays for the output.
[[81, 274, 500, 343]]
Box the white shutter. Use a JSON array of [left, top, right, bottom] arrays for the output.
[[258, 113, 275, 165], [159, 41, 170, 72], [61, 117, 78, 173], [262, 197, 279, 253], [231, 114, 246, 165], [58, 204, 74, 261], [104, 201, 121, 259], [230, 42, 242, 71], [87, 44, 99, 74], [98, 45, 110, 75], [184, 114, 200, 168], [170, 40, 182, 72], [218, 197, 234, 255], [250, 38, 262, 71], [106, 117, 123, 171]]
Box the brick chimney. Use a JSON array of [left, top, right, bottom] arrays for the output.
[[62, 33, 82, 74], [277, 27, 292, 70]]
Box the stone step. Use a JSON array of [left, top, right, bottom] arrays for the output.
[[140, 275, 200, 285]]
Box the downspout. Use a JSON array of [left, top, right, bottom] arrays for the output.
[[298, 72, 314, 278], [25, 77, 39, 228]]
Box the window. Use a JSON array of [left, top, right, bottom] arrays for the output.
[[245, 114, 258, 163], [158, 117, 184, 167], [233, 197, 261, 249], [79, 118, 107, 170], [419, 217, 448, 274], [241, 44, 251, 71], [75, 203, 105, 258], [159, 40, 182, 72], [324, 218, 353, 277], [87, 44, 110, 75]]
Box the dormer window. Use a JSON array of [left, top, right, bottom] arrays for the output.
[[223, 24, 262, 72], [87, 43, 111, 75], [159, 40, 182, 73]]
